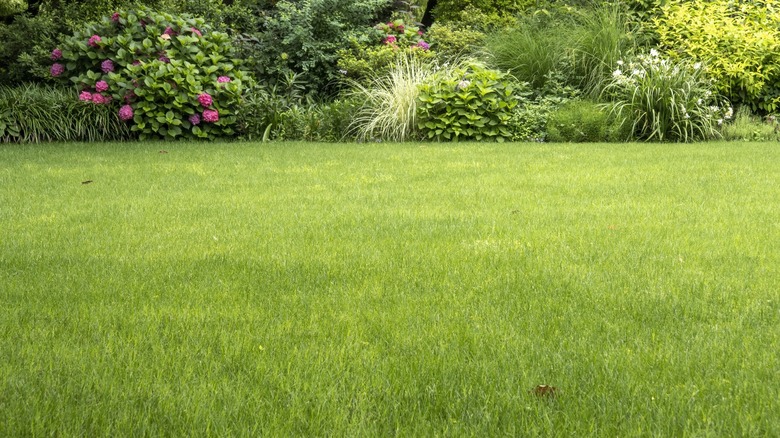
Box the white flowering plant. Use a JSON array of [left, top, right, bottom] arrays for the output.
[[601, 50, 731, 142]]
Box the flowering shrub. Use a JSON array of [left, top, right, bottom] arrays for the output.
[[375, 19, 428, 49], [337, 18, 433, 85], [51, 7, 251, 140], [417, 62, 520, 142], [601, 50, 731, 142]]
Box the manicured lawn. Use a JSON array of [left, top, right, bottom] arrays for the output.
[[1, 141, 778, 436]]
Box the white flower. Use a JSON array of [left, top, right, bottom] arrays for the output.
[[697, 99, 703, 105], [725, 106, 734, 119], [617, 60, 624, 66], [632, 69, 642, 77], [613, 69, 622, 77], [717, 118, 724, 126], [456, 79, 471, 90], [650, 48, 659, 57], [339, 69, 347, 75], [693, 62, 702, 70]]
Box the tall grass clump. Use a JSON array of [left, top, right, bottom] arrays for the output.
[[573, 2, 636, 98], [484, 3, 634, 96], [0, 84, 133, 143], [347, 54, 434, 142], [484, 14, 570, 91], [601, 51, 731, 142]]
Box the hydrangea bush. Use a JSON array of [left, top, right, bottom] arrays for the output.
[[601, 50, 731, 142], [51, 7, 251, 140]]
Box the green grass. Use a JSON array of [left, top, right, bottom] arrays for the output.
[[1, 141, 778, 436]]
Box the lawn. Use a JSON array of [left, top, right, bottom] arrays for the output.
[[0, 141, 778, 436]]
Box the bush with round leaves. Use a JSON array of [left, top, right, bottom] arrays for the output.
[[51, 6, 251, 140], [416, 62, 520, 142]]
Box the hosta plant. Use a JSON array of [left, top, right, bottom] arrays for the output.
[[51, 7, 251, 140], [417, 62, 520, 142]]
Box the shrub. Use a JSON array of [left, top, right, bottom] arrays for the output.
[[236, 72, 359, 142], [546, 99, 629, 142], [52, 7, 251, 140], [601, 50, 730, 142], [417, 61, 520, 142], [0, 84, 133, 143], [425, 21, 487, 62], [337, 17, 434, 85], [721, 106, 780, 142], [347, 54, 434, 142], [237, 0, 391, 96], [654, 0, 780, 113], [430, 0, 533, 23], [508, 73, 580, 142]]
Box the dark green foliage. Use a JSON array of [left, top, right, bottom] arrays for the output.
[[546, 99, 629, 142], [417, 62, 520, 142], [0, 84, 134, 142], [237, 75, 360, 141], [237, 0, 392, 97]]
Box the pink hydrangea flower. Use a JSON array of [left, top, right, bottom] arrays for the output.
[[88, 35, 102, 47], [95, 80, 109, 92], [158, 54, 170, 63], [111, 12, 120, 22], [416, 40, 430, 51], [384, 35, 397, 45], [217, 76, 231, 83], [132, 60, 141, 66], [118, 105, 134, 121], [51, 49, 62, 61], [189, 113, 201, 125], [91, 93, 107, 104], [202, 109, 219, 123], [50, 63, 64, 77], [198, 93, 213, 107], [101, 59, 114, 73], [191, 27, 202, 37], [163, 26, 176, 36], [79, 91, 92, 102]]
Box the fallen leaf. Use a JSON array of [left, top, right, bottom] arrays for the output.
[[531, 385, 558, 397], [159, 150, 168, 154], [81, 180, 93, 185]]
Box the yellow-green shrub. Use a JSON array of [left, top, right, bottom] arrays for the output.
[[654, 0, 780, 112]]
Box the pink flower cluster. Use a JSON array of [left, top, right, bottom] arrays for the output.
[[217, 76, 231, 83], [101, 59, 114, 73], [80, 91, 110, 104], [51, 49, 62, 61], [95, 80, 109, 92], [88, 35, 102, 48], [119, 105, 134, 121], [111, 12, 120, 22], [50, 63, 64, 77], [198, 93, 213, 107], [191, 27, 202, 37], [384, 35, 397, 45], [189, 114, 201, 125], [202, 109, 219, 123], [163, 26, 176, 36]]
